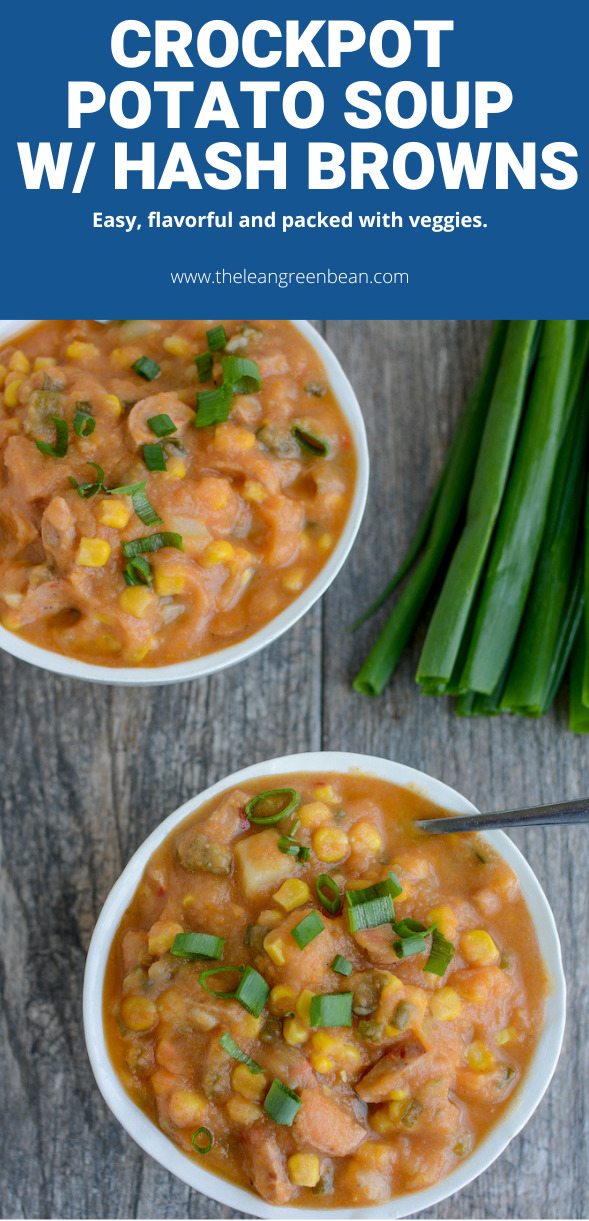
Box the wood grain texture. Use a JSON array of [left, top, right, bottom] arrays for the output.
[[1, 320, 587, 1221]]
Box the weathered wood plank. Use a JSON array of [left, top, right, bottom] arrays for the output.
[[1, 319, 587, 1220]]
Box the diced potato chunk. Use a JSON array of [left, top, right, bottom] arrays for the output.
[[234, 829, 298, 900]]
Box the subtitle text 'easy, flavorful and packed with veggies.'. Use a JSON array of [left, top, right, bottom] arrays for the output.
[[0, 320, 356, 667], [104, 772, 547, 1209]]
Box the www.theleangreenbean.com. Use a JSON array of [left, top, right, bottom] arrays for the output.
[[169, 269, 408, 287]]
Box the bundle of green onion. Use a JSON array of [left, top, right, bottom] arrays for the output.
[[353, 320, 589, 731]]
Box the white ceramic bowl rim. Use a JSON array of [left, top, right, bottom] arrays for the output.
[[83, 752, 566, 1220], [0, 321, 369, 685]]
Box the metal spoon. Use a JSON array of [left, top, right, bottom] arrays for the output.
[[417, 796, 589, 834]]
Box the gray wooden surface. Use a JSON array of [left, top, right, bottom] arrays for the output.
[[1, 321, 587, 1221]]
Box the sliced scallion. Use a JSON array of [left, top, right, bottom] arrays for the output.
[[331, 954, 353, 977], [277, 835, 309, 861], [123, 557, 152, 587], [316, 874, 341, 916], [263, 1079, 302, 1126], [107, 479, 163, 528], [195, 351, 213, 382], [206, 325, 227, 351], [245, 788, 300, 825], [291, 909, 324, 950], [74, 403, 96, 438], [221, 355, 262, 395], [309, 991, 353, 1028], [69, 462, 105, 498], [424, 927, 455, 976], [292, 422, 329, 457], [346, 873, 402, 933], [195, 382, 234, 428], [219, 1031, 262, 1073], [122, 532, 183, 558], [34, 416, 68, 458], [234, 965, 270, 1016], [132, 356, 161, 381], [171, 932, 225, 961], [143, 443, 167, 472], [148, 413, 177, 438], [192, 1127, 213, 1154]]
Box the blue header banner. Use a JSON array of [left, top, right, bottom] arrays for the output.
[[0, 0, 585, 318]]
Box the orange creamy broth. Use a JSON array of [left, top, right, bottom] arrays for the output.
[[104, 772, 547, 1209], [0, 320, 355, 666]]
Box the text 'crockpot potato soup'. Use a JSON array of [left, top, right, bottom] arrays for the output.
[[0, 321, 355, 666], [104, 773, 547, 1209]]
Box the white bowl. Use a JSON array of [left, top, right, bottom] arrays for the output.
[[0, 321, 368, 685], [84, 751, 566, 1220]]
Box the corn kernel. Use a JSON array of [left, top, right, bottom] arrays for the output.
[[9, 350, 30, 374], [269, 985, 297, 1017], [128, 638, 155, 662], [310, 1052, 333, 1074], [298, 801, 331, 829], [283, 1016, 308, 1045], [110, 346, 142, 369], [349, 819, 382, 854], [312, 826, 349, 863], [311, 1033, 361, 1069], [313, 784, 338, 802], [105, 393, 122, 417], [119, 586, 156, 618], [4, 378, 22, 408], [163, 334, 191, 356], [495, 1025, 518, 1046], [0, 363, 6, 387], [232, 1063, 268, 1102], [317, 532, 333, 553], [370, 1107, 397, 1135], [201, 540, 235, 566], [263, 931, 285, 965], [427, 905, 458, 940], [258, 909, 282, 928], [295, 990, 314, 1024], [148, 920, 184, 957], [154, 566, 185, 597], [1, 612, 20, 631], [226, 1096, 262, 1125], [282, 567, 305, 593], [287, 1153, 320, 1188], [466, 1039, 495, 1071], [389, 1088, 409, 1101], [66, 341, 99, 360], [75, 537, 111, 567], [272, 878, 310, 911], [166, 457, 186, 479], [99, 499, 132, 529], [243, 480, 267, 503], [33, 357, 54, 372], [168, 1090, 206, 1127], [460, 929, 500, 966], [95, 634, 122, 654], [121, 995, 158, 1032], [214, 422, 256, 452], [429, 987, 462, 1021]]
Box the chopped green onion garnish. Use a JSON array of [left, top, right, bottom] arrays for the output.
[[235, 965, 270, 1017], [148, 413, 177, 437], [198, 965, 246, 999], [331, 954, 353, 977], [221, 355, 262, 395], [123, 557, 152, 587], [195, 351, 213, 382], [192, 1127, 213, 1154], [171, 932, 225, 961], [195, 382, 234, 428], [69, 461, 105, 498], [292, 423, 329, 457], [219, 1031, 262, 1073], [316, 874, 341, 916], [245, 788, 300, 825], [277, 835, 309, 861], [73, 402, 95, 437], [424, 927, 455, 976], [143, 443, 167, 472], [132, 356, 161, 381], [392, 918, 435, 960], [129, 485, 163, 527], [34, 416, 68, 458], [291, 909, 324, 951], [263, 1079, 302, 1126], [122, 532, 184, 558], [309, 991, 353, 1028], [346, 873, 402, 933], [206, 325, 227, 351]]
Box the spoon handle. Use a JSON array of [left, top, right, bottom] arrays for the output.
[[417, 796, 589, 834]]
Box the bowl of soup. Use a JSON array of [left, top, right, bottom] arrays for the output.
[[84, 752, 565, 1218], [0, 321, 368, 684]]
